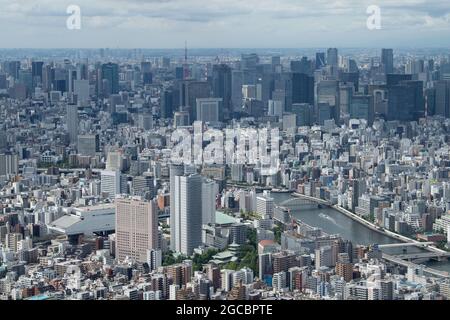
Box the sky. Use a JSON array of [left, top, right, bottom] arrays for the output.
[[0, 0, 449, 48]]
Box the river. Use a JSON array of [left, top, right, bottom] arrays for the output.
[[271, 192, 450, 273]]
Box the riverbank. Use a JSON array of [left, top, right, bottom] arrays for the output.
[[291, 192, 447, 255]]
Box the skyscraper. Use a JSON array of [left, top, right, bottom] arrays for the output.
[[292, 73, 314, 105], [196, 98, 222, 123], [31, 61, 44, 87], [349, 94, 374, 125], [317, 80, 340, 124], [115, 198, 159, 263], [435, 80, 450, 118], [173, 174, 203, 256], [212, 64, 232, 120], [169, 164, 184, 251], [315, 52, 326, 70], [66, 104, 78, 144], [381, 49, 394, 74], [387, 80, 425, 121], [327, 48, 338, 67], [101, 62, 119, 97]]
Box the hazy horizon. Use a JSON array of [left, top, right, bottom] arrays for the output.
[[0, 0, 449, 48]]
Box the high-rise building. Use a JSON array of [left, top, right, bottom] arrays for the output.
[[180, 80, 211, 121], [317, 80, 340, 123], [315, 52, 326, 70], [201, 179, 217, 225], [173, 174, 203, 255], [349, 94, 374, 125], [256, 193, 274, 218], [387, 80, 425, 121], [0, 153, 19, 176], [161, 88, 178, 119], [292, 103, 313, 126], [74, 80, 90, 106], [196, 98, 222, 123], [327, 48, 338, 67], [101, 63, 119, 97], [435, 80, 450, 118], [31, 61, 44, 87], [292, 73, 314, 105], [381, 49, 394, 74], [115, 198, 159, 263], [101, 170, 122, 198], [212, 64, 232, 120], [169, 164, 185, 251], [77, 134, 99, 157], [66, 104, 78, 144]]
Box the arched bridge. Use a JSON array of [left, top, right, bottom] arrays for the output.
[[279, 197, 323, 210]]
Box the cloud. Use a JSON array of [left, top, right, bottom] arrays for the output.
[[0, 0, 448, 47]]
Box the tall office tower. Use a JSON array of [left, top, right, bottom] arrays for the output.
[[292, 103, 313, 126], [425, 87, 436, 116], [77, 134, 99, 156], [386, 73, 412, 86], [0, 153, 19, 176], [317, 80, 340, 124], [169, 164, 184, 251], [74, 79, 90, 106], [8, 61, 20, 79], [141, 61, 152, 85], [101, 62, 119, 97], [291, 57, 312, 75], [406, 59, 425, 75], [100, 170, 122, 198], [196, 98, 221, 123], [67, 68, 77, 93], [349, 94, 374, 125], [19, 70, 33, 94], [212, 64, 232, 120], [241, 53, 259, 70], [66, 104, 78, 144], [387, 80, 425, 121], [340, 72, 359, 92], [327, 48, 338, 67], [381, 49, 394, 74], [435, 80, 450, 118], [292, 73, 314, 105], [115, 198, 159, 263], [31, 61, 44, 87], [231, 70, 244, 112], [173, 174, 203, 256], [161, 88, 178, 119], [273, 72, 293, 111], [202, 179, 217, 225], [180, 80, 211, 121], [315, 52, 326, 70]]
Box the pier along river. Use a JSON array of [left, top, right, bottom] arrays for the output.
[[271, 192, 450, 273]]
